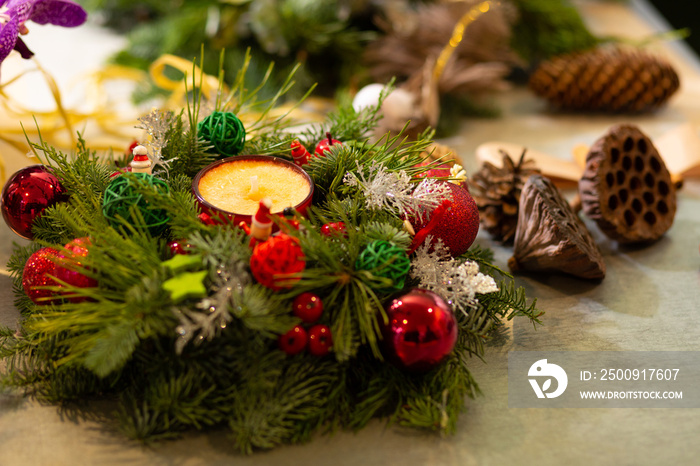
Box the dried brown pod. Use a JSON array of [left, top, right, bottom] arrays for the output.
[[529, 46, 680, 113], [579, 124, 677, 244], [471, 149, 540, 243], [508, 175, 606, 280]]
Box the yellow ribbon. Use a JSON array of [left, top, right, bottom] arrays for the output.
[[149, 54, 224, 110], [0, 59, 148, 177], [433, 1, 496, 82], [0, 53, 332, 183]]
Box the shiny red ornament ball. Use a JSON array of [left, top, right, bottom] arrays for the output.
[[279, 325, 308, 355], [409, 181, 479, 257], [250, 234, 305, 290], [293, 292, 324, 323], [22, 247, 61, 304], [109, 166, 132, 178], [320, 221, 347, 237], [54, 237, 97, 302], [381, 289, 457, 372], [1, 165, 69, 239], [308, 324, 333, 356], [168, 240, 192, 256], [314, 132, 342, 157]]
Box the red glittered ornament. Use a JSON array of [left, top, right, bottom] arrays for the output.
[[54, 237, 97, 302], [381, 289, 457, 372], [409, 181, 479, 257], [1, 165, 69, 239], [22, 247, 61, 304], [250, 234, 305, 290]]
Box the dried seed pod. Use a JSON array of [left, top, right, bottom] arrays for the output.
[[579, 124, 676, 244], [509, 175, 606, 280]]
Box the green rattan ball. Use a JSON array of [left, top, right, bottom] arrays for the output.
[[102, 173, 170, 235], [355, 240, 411, 291], [197, 111, 246, 157]]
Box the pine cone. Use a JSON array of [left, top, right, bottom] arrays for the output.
[[471, 149, 540, 243], [529, 46, 680, 113]]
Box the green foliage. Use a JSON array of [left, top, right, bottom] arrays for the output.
[[161, 110, 214, 178], [1, 58, 542, 453], [307, 128, 433, 201], [510, 0, 599, 62], [87, 0, 375, 98]]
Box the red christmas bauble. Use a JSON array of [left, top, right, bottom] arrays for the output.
[[409, 181, 479, 257], [1, 165, 69, 239], [293, 292, 324, 323], [168, 239, 192, 256], [250, 234, 305, 290], [314, 132, 342, 157], [279, 325, 308, 355], [381, 289, 457, 372], [54, 237, 97, 302], [308, 324, 333, 356], [320, 221, 347, 237], [109, 166, 132, 178], [22, 247, 61, 304]]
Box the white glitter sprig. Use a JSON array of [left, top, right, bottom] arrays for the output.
[[411, 241, 499, 314], [343, 161, 449, 219], [136, 109, 177, 176], [174, 261, 250, 354]]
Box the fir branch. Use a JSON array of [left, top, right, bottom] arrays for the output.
[[7, 242, 40, 286], [7, 242, 43, 315], [396, 353, 478, 434], [307, 129, 433, 201], [228, 359, 339, 454], [299, 94, 385, 145], [361, 221, 411, 250], [479, 279, 543, 325], [160, 110, 214, 178], [460, 244, 511, 279], [33, 134, 114, 200]]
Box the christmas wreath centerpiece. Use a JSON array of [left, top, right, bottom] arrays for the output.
[[0, 60, 541, 453]]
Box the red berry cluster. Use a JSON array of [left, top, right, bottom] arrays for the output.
[[278, 292, 333, 357]]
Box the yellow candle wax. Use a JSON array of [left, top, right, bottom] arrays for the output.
[[198, 160, 311, 215]]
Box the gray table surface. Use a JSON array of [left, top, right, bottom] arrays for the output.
[[2, 1, 700, 465]]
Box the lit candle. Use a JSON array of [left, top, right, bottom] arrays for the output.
[[193, 155, 314, 225]]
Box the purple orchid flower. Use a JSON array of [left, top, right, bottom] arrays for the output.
[[0, 0, 87, 66]]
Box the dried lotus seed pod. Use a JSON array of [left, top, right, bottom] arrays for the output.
[[508, 175, 606, 280], [579, 124, 676, 244]]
